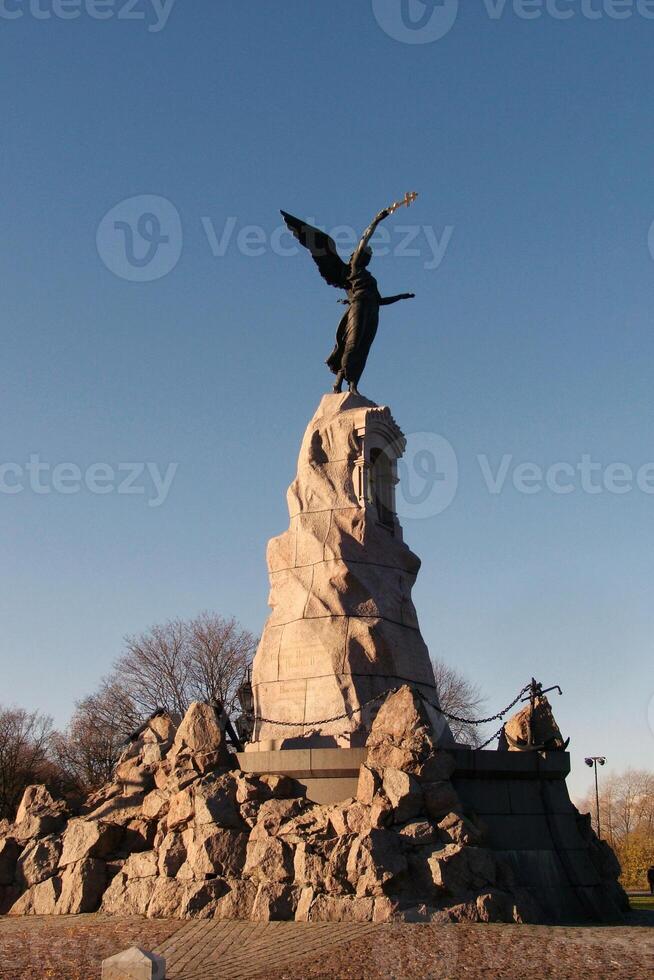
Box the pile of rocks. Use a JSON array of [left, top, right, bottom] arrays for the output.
[[0, 689, 607, 923]]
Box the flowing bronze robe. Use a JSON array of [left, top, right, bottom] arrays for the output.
[[326, 265, 381, 386]]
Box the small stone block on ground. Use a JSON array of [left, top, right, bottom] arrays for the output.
[[101, 946, 165, 980]]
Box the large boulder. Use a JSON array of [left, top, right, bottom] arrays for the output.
[[112, 712, 179, 798], [15, 786, 58, 826], [141, 789, 169, 822], [212, 878, 257, 920], [326, 801, 369, 837], [185, 880, 239, 918], [166, 788, 195, 830], [356, 765, 381, 805], [366, 687, 449, 771], [13, 786, 68, 842], [56, 858, 106, 914], [243, 837, 294, 883], [16, 836, 62, 888], [123, 850, 158, 880], [146, 877, 186, 918], [157, 832, 188, 877], [437, 812, 484, 847], [102, 875, 156, 916], [346, 829, 408, 897], [382, 768, 423, 823], [275, 805, 331, 843], [422, 781, 461, 821], [9, 876, 61, 916], [428, 843, 496, 897], [395, 820, 439, 846], [185, 826, 248, 879], [168, 702, 233, 773], [369, 686, 434, 745], [249, 798, 305, 841], [498, 695, 565, 751], [59, 819, 122, 867], [193, 774, 242, 828], [293, 842, 330, 889], [251, 882, 301, 921]]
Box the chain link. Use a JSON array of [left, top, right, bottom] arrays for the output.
[[253, 681, 532, 732], [477, 725, 506, 750]]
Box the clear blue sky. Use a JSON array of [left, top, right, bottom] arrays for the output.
[[2, 1, 653, 799]]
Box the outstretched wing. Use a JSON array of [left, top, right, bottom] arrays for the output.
[[281, 211, 349, 289]]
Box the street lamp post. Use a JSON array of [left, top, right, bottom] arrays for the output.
[[585, 755, 606, 839]]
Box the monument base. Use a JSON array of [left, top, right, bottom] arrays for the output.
[[238, 745, 625, 924], [238, 746, 367, 804]]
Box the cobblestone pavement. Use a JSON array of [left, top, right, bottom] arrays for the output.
[[156, 921, 377, 979], [0, 914, 652, 979], [259, 917, 654, 980], [0, 915, 183, 979]]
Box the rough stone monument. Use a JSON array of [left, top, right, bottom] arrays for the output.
[[0, 196, 630, 926], [249, 391, 449, 751]]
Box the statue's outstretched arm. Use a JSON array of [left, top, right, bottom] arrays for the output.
[[380, 293, 415, 306], [351, 207, 391, 269]]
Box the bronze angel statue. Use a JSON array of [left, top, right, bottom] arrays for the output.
[[281, 193, 418, 395]]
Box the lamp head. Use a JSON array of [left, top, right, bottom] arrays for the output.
[[585, 758, 593, 767]]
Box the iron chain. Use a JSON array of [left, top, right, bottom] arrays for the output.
[[253, 681, 532, 733]]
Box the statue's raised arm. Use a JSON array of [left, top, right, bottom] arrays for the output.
[[280, 193, 418, 396]]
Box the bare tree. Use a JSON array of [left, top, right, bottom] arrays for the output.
[[186, 612, 256, 713], [431, 659, 487, 748], [578, 767, 654, 887], [581, 769, 654, 847], [116, 613, 256, 717], [119, 618, 190, 718], [0, 706, 53, 820], [51, 679, 141, 793], [51, 612, 256, 795]]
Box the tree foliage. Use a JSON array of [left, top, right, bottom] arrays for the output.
[[579, 768, 654, 889]]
